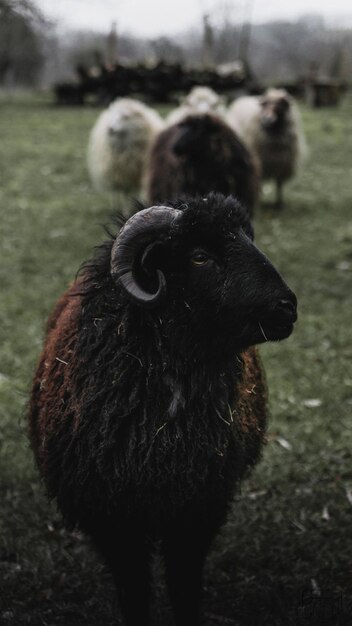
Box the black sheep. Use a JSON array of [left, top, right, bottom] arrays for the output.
[[145, 113, 260, 217], [29, 193, 297, 626]]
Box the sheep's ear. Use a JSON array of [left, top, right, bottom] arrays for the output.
[[110, 206, 181, 308]]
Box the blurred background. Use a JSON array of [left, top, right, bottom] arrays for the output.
[[1, 2, 352, 626], [1, 0, 351, 103]]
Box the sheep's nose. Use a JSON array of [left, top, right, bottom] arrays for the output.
[[275, 298, 297, 323], [262, 113, 276, 127]]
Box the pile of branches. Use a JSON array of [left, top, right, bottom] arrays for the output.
[[54, 60, 248, 105]]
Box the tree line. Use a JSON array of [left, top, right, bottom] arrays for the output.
[[1, 0, 351, 88]]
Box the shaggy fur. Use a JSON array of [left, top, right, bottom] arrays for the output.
[[29, 194, 297, 626], [145, 113, 259, 217], [166, 86, 226, 125], [87, 97, 163, 201], [227, 88, 306, 206]]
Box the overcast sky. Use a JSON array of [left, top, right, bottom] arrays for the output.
[[36, 0, 352, 37]]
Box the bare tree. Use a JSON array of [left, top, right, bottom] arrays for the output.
[[106, 20, 118, 65], [0, 0, 47, 86], [150, 37, 183, 64]]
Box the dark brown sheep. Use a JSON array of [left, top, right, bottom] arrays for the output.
[[144, 113, 260, 217]]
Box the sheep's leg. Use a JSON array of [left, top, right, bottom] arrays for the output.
[[162, 522, 217, 626], [113, 541, 151, 626], [93, 526, 152, 626]]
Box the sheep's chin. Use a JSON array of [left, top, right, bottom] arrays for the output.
[[257, 320, 294, 343]]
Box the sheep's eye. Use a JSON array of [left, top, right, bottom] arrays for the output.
[[191, 252, 209, 266]]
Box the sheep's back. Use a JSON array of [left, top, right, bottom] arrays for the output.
[[145, 117, 259, 215], [226, 96, 261, 148], [144, 125, 184, 203], [29, 286, 82, 470]]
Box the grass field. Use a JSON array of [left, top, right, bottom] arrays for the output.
[[1, 92, 352, 626]]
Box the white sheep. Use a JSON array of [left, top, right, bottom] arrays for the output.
[[227, 88, 306, 206], [87, 98, 164, 209], [166, 86, 226, 125]]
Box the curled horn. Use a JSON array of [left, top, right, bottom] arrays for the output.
[[111, 206, 182, 307]]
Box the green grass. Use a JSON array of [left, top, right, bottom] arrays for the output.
[[1, 93, 352, 625]]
